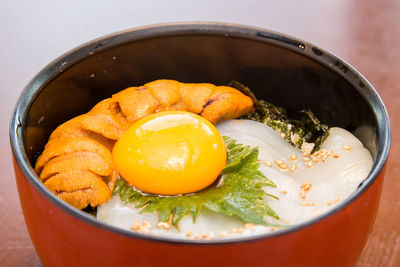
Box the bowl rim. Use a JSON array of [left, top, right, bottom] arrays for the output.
[[9, 22, 391, 245]]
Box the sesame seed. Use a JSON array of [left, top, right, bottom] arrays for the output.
[[157, 221, 170, 230], [269, 227, 276, 232], [280, 133, 286, 138], [289, 165, 297, 172], [334, 196, 340, 204], [301, 201, 312, 206], [244, 223, 255, 228], [300, 182, 312, 192], [301, 142, 315, 155], [302, 157, 310, 162], [274, 160, 284, 165], [244, 223, 255, 231], [333, 154, 339, 158], [327, 199, 332, 206], [201, 233, 210, 239], [342, 145, 352, 151], [280, 189, 288, 194], [300, 190, 306, 200], [290, 154, 298, 160], [218, 231, 228, 238], [278, 163, 288, 170], [265, 161, 273, 167], [131, 220, 152, 234], [193, 234, 200, 240], [327, 150, 333, 156], [186, 230, 192, 237], [229, 228, 238, 234], [310, 155, 319, 162], [307, 161, 313, 168]]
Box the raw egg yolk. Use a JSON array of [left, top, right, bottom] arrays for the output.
[[112, 111, 227, 195]]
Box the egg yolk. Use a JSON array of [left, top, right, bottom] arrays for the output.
[[112, 111, 227, 195]]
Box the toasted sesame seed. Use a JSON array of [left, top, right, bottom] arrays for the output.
[[269, 227, 276, 232], [157, 221, 170, 230], [301, 142, 314, 155], [274, 160, 284, 165], [334, 196, 340, 204], [310, 155, 319, 162], [290, 154, 298, 160], [301, 201, 312, 206], [201, 233, 210, 239], [342, 145, 352, 151], [265, 161, 273, 167], [193, 234, 200, 240], [289, 165, 297, 172], [300, 182, 312, 192], [244, 223, 255, 228], [244, 223, 255, 231], [307, 161, 313, 168], [186, 230, 192, 237], [302, 157, 310, 162], [229, 228, 238, 234], [278, 163, 289, 170], [300, 190, 306, 200], [218, 231, 228, 238], [131, 220, 152, 234], [280, 189, 288, 194], [333, 154, 339, 158], [327, 199, 332, 206]]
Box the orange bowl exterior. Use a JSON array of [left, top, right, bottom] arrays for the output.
[[10, 23, 391, 267], [13, 156, 386, 267]]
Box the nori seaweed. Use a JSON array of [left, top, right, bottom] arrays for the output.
[[228, 81, 329, 151]]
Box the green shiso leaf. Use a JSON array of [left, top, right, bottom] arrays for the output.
[[229, 81, 329, 151], [113, 137, 279, 226]]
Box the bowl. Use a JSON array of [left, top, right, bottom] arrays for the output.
[[10, 22, 390, 267]]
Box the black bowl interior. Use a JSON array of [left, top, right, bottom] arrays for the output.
[[23, 30, 379, 169]]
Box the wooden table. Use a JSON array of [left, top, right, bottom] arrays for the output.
[[1, 1, 399, 266]]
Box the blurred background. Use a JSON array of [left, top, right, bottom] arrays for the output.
[[1, 0, 399, 266]]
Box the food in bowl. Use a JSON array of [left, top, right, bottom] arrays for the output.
[[33, 79, 373, 240]]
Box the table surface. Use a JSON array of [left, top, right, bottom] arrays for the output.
[[1, 0, 399, 266]]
